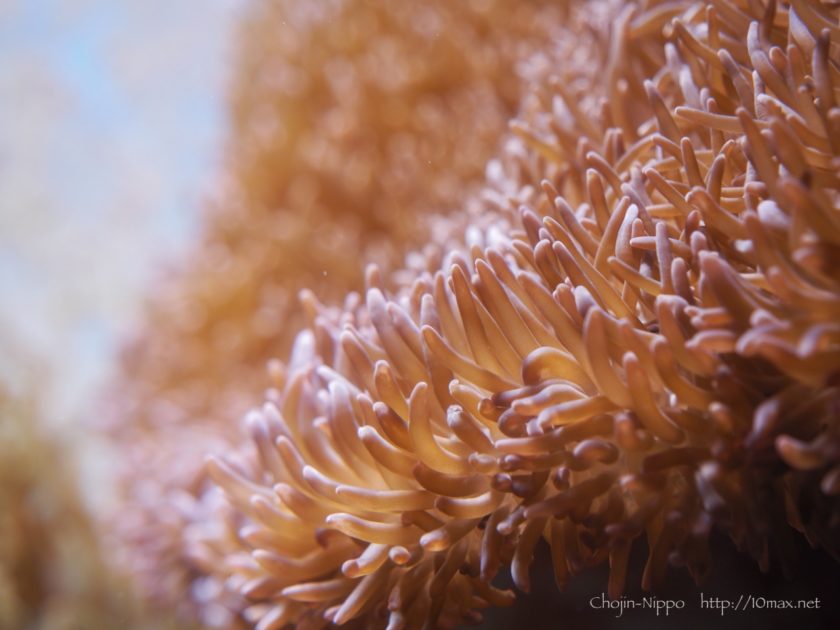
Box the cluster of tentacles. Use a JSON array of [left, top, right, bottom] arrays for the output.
[[107, 0, 568, 620], [164, 0, 840, 627]]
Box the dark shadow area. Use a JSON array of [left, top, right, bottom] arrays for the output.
[[477, 532, 840, 630]]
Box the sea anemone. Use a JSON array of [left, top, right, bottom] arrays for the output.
[[107, 0, 571, 622], [184, 0, 840, 627]]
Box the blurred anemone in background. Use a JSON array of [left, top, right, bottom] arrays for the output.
[[0, 383, 183, 629]]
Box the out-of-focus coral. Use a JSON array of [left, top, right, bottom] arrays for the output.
[[115, 0, 567, 435], [178, 0, 840, 627], [107, 0, 570, 623], [0, 385, 175, 630]]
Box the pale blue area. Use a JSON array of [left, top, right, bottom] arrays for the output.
[[0, 0, 241, 420], [0, 0, 234, 242]]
